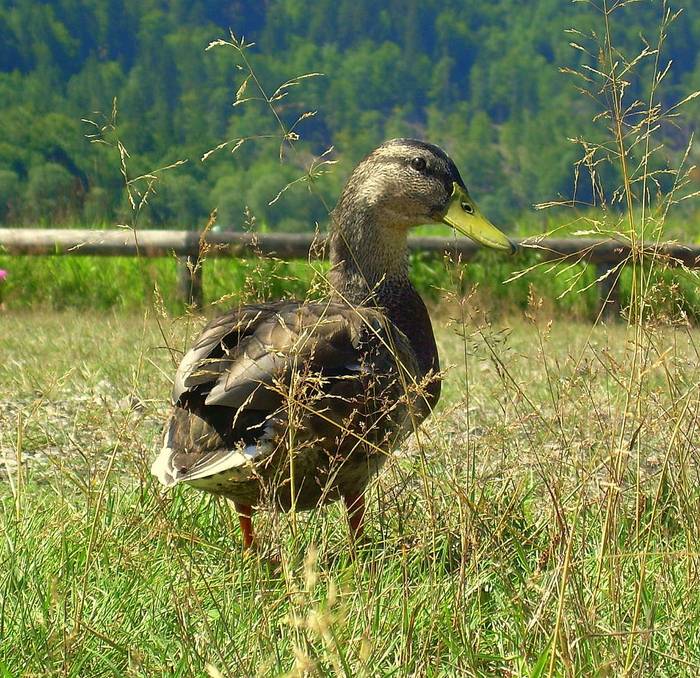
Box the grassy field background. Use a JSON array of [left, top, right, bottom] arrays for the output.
[[2, 306, 699, 676]]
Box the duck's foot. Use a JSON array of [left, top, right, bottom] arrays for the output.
[[234, 502, 255, 550], [240, 545, 282, 574], [343, 491, 366, 551]]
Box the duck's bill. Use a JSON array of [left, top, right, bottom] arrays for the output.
[[441, 183, 516, 253]]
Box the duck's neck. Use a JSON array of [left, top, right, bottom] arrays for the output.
[[328, 210, 440, 396], [328, 209, 411, 302]]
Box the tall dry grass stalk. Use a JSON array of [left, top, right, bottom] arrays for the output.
[[511, 1, 700, 673]]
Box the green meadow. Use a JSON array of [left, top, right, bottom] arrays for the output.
[[2, 309, 699, 676]]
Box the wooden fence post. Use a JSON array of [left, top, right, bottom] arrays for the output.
[[177, 255, 204, 309]]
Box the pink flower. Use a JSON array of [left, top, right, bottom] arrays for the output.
[[0, 269, 6, 282]]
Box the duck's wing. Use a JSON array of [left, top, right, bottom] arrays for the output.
[[152, 300, 425, 487]]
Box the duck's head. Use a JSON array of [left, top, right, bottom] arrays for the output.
[[333, 138, 515, 254]]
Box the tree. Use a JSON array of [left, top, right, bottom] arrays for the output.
[[0, 169, 20, 222], [25, 162, 80, 222]]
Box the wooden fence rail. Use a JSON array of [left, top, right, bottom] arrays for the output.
[[2, 228, 699, 315]]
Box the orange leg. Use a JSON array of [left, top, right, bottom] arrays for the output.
[[343, 492, 365, 541], [234, 502, 254, 549]]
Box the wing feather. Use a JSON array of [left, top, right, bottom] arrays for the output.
[[159, 301, 422, 488]]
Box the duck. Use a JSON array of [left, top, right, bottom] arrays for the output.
[[151, 138, 514, 549]]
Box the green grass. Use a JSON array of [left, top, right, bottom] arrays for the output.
[[2, 309, 700, 676]]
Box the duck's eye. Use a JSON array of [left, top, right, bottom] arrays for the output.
[[410, 156, 427, 172]]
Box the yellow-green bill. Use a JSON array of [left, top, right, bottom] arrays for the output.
[[441, 183, 516, 253]]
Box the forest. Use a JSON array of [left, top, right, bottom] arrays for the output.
[[1, 0, 700, 232]]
